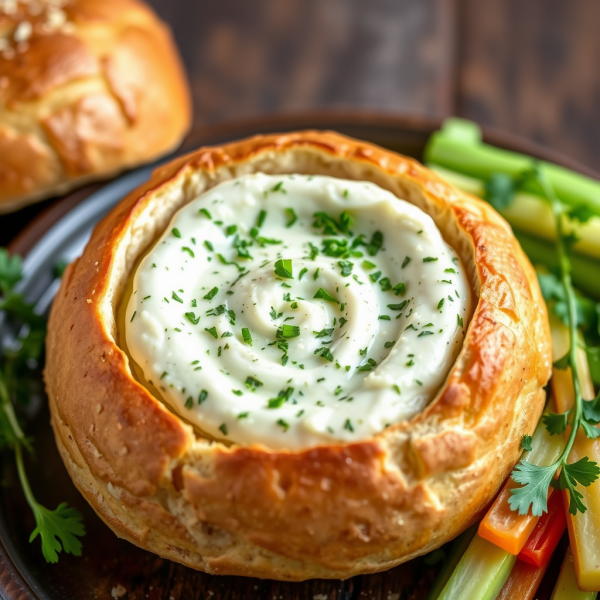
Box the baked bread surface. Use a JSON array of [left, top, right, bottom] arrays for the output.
[[44, 131, 552, 580], [0, 0, 191, 213]]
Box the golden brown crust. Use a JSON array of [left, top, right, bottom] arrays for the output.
[[45, 130, 552, 580], [0, 0, 191, 213]]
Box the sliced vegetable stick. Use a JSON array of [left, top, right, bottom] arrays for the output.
[[425, 525, 477, 600], [496, 557, 550, 600], [551, 319, 600, 591], [436, 535, 516, 600], [518, 487, 566, 567], [478, 397, 563, 555], [551, 547, 598, 600], [429, 164, 600, 260]]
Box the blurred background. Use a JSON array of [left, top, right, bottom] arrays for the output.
[[146, 0, 600, 172]]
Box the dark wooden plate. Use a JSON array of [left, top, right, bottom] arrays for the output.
[[2, 112, 597, 600]]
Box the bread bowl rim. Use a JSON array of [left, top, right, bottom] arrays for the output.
[[44, 129, 552, 580]]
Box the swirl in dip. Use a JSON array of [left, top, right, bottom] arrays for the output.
[[125, 174, 471, 449]]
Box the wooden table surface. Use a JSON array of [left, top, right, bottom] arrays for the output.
[[3, 0, 599, 246]]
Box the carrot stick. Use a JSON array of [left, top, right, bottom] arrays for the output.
[[495, 557, 550, 600], [478, 397, 563, 555]]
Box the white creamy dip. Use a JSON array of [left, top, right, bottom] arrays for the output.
[[125, 174, 471, 449]]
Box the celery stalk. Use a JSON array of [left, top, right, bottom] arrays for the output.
[[513, 230, 600, 299], [436, 535, 516, 600], [425, 525, 477, 600], [429, 165, 600, 261], [424, 119, 600, 216], [551, 548, 598, 600]]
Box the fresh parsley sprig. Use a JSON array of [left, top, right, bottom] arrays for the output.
[[0, 248, 85, 562], [491, 169, 600, 516]]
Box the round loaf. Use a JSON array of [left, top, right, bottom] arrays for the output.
[[0, 0, 191, 213], [44, 131, 552, 580]]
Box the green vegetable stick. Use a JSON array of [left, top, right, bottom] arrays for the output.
[[513, 229, 600, 300], [429, 165, 600, 261], [424, 118, 600, 216], [426, 165, 600, 299], [425, 525, 477, 600], [551, 547, 598, 600], [436, 535, 516, 600]]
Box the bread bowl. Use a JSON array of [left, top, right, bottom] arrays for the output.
[[0, 0, 191, 213], [44, 130, 552, 580]]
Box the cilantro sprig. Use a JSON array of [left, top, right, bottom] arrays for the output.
[[499, 169, 600, 516], [0, 249, 85, 561]]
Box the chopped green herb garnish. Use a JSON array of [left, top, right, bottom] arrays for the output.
[[232, 390, 243, 396], [204, 240, 214, 251], [130, 311, 137, 322], [199, 390, 208, 404], [366, 231, 383, 256], [378, 315, 391, 321], [268, 388, 294, 408], [245, 376, 263, 391], [388, 300, 409, 311], [276, 419, 290, 431], [402, 256, 411, 268], [276, 324, 300, 339], [437, 298, 445, 310], [185, 397, 193, 409], [199, 208, 212, 219], [392, 282, 406, 296], [217, 254, 245, 272], [339, 317, 347, 328], [418, 330, 434, 337], [299, 267, 308, 281], [384, 341, 395, 348], [338, 260, 354, 277], [285, 208, 298, 227], [457, 314, 464, 328], [185, 312, 200, 325], [257, 210, 267, 228], [369, 271, 381, 282], [379, 277, 392, 291], [272, 181, 286, 193], [274, 258, 293, 279], [237, 412, 249, 420], [205, 327, 218, 339], [182, 247, 195, 258], [226, 225, 237, 237], [344, 419, 354, 432], [203, 287, 218, 300], [314, 347, 334, 362], [423, 257, 438, 262], [314, 288, 338, 303], [172, 291, 183, 303], [362, 260, 376, 270], [218, 423, 228, 436], [242, 328, 253, 345], [313, 327, 334, 338], [172, 228, 181, 238]]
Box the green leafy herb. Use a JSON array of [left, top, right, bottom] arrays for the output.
[[379, 277, 392, 292], [199, 208, 212, 219], [257, 210, 267, 228], [276, 324, 300, 339], [274, 259, 293, 279], [217, 254, 245, 272], [0, 250, 85, 562], [203, 287, 218, 300], [219, 423, 228, 436], [314, 347, 334, 362], [366, 231, 383, 256], [285, 208, 298, 228], [172, 227, 181, 238], [245, 376, 263, 391], [521, 435, 533, 452], [268, 388, 294, 408], [199, 390, 208, 404], [313, 327, 334, 339], [205, 327, 218, 339], [185, 312, 200, 325], [314, 288, 339, 303], [171, 291, 183, 303], [338, 260, 353, 277], [242, 328, 253, 346]]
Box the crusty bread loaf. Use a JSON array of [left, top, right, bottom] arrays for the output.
[[0, 0, 191, 213], [44, 131, 552, 580]]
